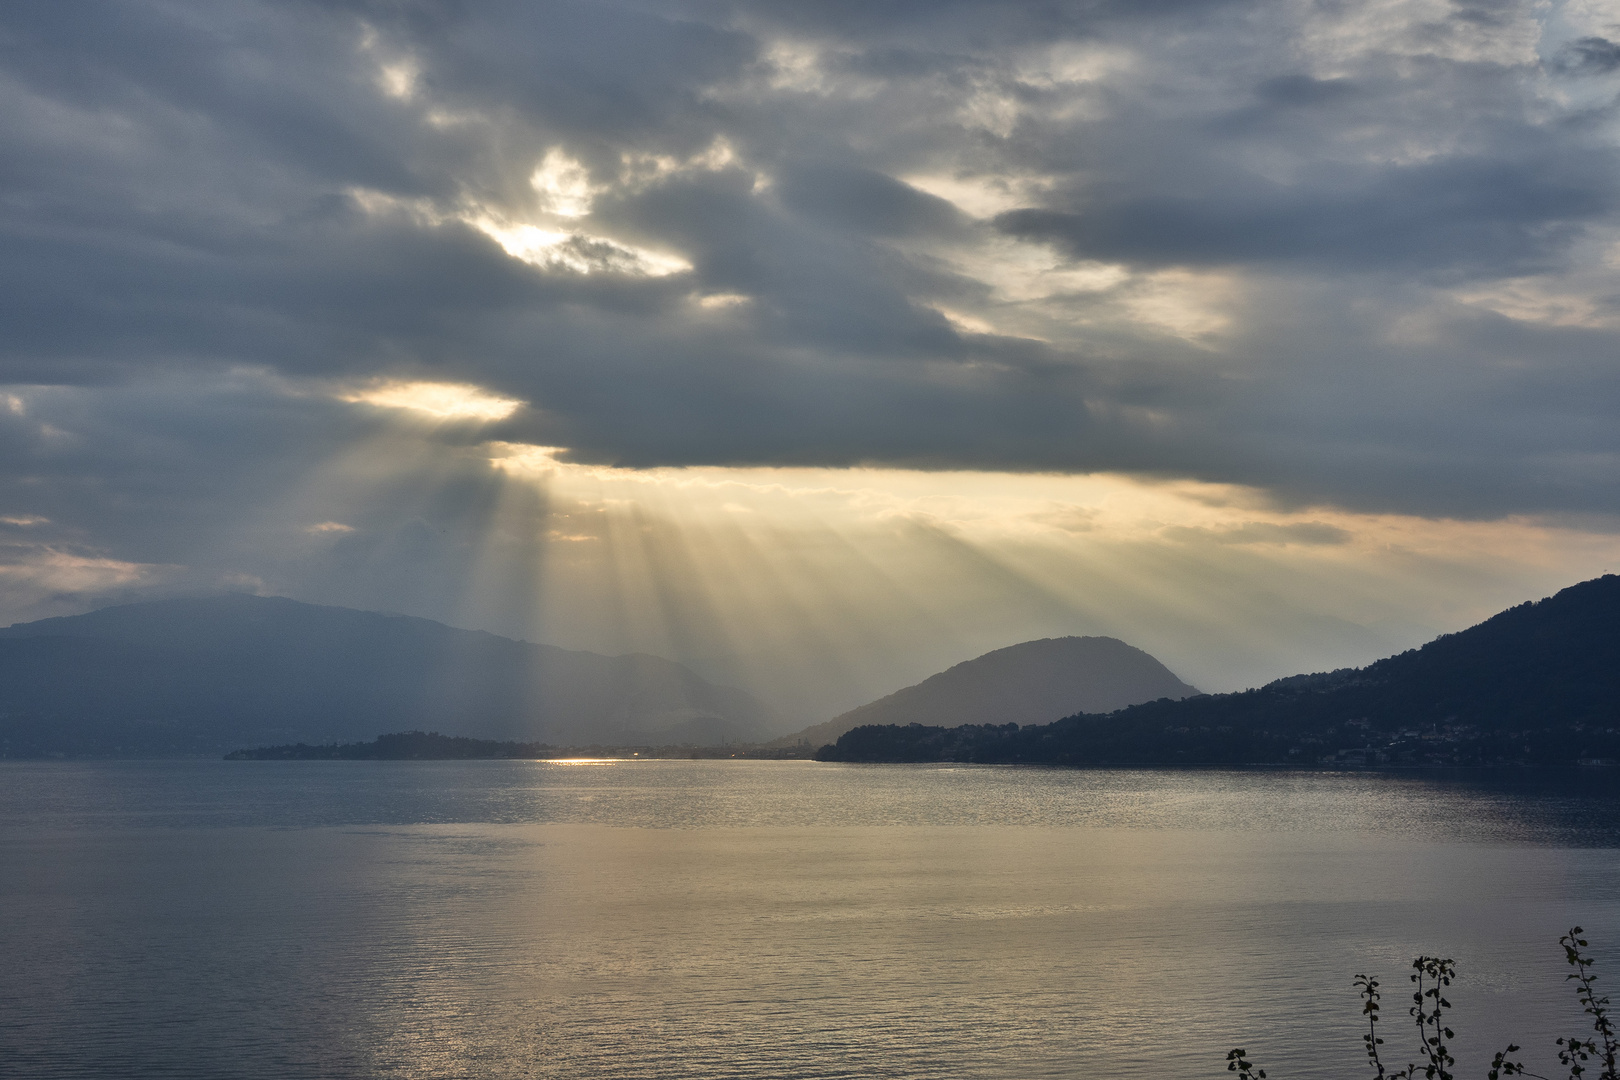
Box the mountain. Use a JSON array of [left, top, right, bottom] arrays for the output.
[[817, 575, 1620, 766], [0, 594, 780, 757], [779, 636, 1198, 748]]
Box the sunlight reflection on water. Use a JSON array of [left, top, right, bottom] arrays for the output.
[[2, 761, 1618, 1079]]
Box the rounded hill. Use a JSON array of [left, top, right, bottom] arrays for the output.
[[787, 636, 1198, 749]]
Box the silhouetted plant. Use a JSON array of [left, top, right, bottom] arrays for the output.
[[1230, 928, 1615, 1080], [1563, 927, 1619, 1080], [1413, 956, 1459, 1080], [1226, 1047, 1265, 1079], [1358, 973, 1398, 1078]]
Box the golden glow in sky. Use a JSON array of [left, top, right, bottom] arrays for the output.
[[340, 381, 524, 422], [238, 380, 1618, 722]]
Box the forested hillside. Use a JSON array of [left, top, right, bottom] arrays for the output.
[[818, 575, 1620, 766]]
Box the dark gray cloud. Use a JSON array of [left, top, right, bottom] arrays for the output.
[[774, 162, 972, 238], [1557, 36, 1620, 74], [1254, 75, 1362, 108], [2, 0, 1619, 568], [994, 149, 1611, 275]]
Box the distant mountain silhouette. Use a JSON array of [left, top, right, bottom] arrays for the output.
[[779, 636, 1198, 748], [0, 595, 780, 757], [818, 575, 1620, 766]]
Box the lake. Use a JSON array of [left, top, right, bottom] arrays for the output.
[[2, 760, 1618, 1079]]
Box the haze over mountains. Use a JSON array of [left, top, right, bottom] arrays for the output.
[[781, 637, 1198, 748], [0, 595, 780, 757], [16, 577, 1613, 765], [2, 593, 1208, 760]]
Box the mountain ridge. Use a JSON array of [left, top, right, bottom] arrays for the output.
[[817, 575, 1620, 766], [776, 635, 1198, 748], [0, 594, 781, 757]]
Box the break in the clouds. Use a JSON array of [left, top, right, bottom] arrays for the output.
[[3, 0, 1620, 712]]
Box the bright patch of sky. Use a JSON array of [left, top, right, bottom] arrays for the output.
[[340, 381, 523, 423]]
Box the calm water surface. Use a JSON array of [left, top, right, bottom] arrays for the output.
[[2, 761, 1618, 1080]]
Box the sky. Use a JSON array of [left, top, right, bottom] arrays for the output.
[[3, 0, 1619, 724]]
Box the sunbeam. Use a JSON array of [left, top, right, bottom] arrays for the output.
[[468, 430, 1620, 718], [4, 370, 1615, 724]]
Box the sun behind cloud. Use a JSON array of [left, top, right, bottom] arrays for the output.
[[338, 381, 523, 423]]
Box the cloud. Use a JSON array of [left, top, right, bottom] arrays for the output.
[[1, 0, 1619, 706], [993, 153, 1613, 275], [337, 381, 524, 422], [1159, 521, 1353, 547], [773, 162, 972, 238], [0, 0, 1612, 521], [1556, 37, 1620, 75], [1253, 75, 1361, 108], [0, 531, 263, 627]]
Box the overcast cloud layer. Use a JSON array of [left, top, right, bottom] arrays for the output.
[[6, 0, 1620, 504], [3, 0, 1620, 710]]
